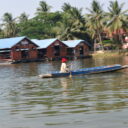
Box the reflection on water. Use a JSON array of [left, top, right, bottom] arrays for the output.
[[0, 56, 128, 128]]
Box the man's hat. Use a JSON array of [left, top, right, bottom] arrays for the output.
[[62, 58, 67, 63]]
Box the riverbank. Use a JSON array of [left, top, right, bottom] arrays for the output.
[[92, 50, 128, 57]]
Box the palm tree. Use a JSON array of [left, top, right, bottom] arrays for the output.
[[2, 13, 17, 37], [62, 3, 72, 12], [106, 0, 128, 45], [36, 0, 51, 14], [0, 27, 4, 38], [54, 20, 75, 40], [17, 13, 29, 34], [19, 12, 29, 23], [55, 3, 86, 40], [86, 0, 105, 50]]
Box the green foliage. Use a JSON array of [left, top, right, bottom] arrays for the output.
[[1, 12, 18, 38], [36, 0, 51, 14], [17, 11, 63, 39], [0, 28, 4, 38], [0, 0, 127, 50], [19, 12, 29, 23], [53, 3, 91, 42], [106, 0, 128, 44], [86, 0, 105, 51]]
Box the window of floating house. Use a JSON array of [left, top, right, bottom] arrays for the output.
[[14, 46, 20, 51], [38, 49, 47, 58], [67, 48, 74, 56], [21, 40, 29, 45], [0, 49, 11, 59], [31, 47, 36, 50], [79, 46, 84, 55], [54, 43, 60, 56], [21, 50, 29, 59]]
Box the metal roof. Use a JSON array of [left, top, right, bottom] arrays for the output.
[[0, 36, 26, 49], [32, 38, 58, 48], [63, 40, 90, 48], [0, 50, 11, 53]]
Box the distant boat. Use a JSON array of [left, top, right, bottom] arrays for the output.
[[39, 64, 128, 78]]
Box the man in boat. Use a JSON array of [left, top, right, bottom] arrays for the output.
[[60, 58, 69, 73]]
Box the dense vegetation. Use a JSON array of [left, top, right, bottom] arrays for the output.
[[0, 0, 128, 49]]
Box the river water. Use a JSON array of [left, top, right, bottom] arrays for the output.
[[0, 56, 128, 128]]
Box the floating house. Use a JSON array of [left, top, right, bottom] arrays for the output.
[[32, 38, 68, 60], [0, 36, 92, 63], [0, 36, 38, 62], [63, 40, 91, 58]]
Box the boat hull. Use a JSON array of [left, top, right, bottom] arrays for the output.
[[39, 64, 128, 78]]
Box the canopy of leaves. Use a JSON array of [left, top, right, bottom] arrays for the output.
[[0, 0, 127, 49]]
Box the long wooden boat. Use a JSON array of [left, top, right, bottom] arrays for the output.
[[39, 64, 128, 78]]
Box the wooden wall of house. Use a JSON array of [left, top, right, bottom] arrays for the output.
[[29, 49, 38, 59], [11, 39, 37, 50], [46, 40, 67, 59], [11, 38, 38, 61], [11, 50, 38, 60], [75, 42, 89, 57], [60, 44, 67, 57], [11, 51, 21, 60]]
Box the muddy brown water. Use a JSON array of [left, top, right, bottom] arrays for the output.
[[0, 56, 128, 128]]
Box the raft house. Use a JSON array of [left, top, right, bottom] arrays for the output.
[[0, 36, 38, 63], [32, 38, 68, 61], [0, 36, 92, 63], [63, 40, 91, 59]]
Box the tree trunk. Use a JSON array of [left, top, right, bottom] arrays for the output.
[[94, 38, 97, 52], [98, 31, 104, 50]]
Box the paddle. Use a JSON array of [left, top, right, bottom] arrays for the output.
[[69, 70, 72, 78], [68, 63, 73, 78]]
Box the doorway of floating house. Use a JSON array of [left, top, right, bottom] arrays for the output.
[[38, 49, 47, 59], [21, 50, 29, 59], [0, 50, 10, 59], [54, 45, 60, 56], [79, 46, 84, 55]]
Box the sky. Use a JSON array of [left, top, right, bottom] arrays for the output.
[[0, 0, 128, 20]]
